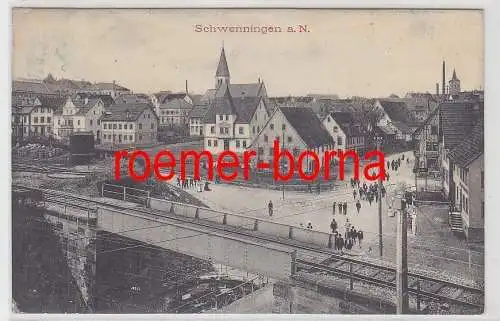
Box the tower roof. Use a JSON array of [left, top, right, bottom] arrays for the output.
[[451, 69, 459, 81], [216, 47, 230, 77]]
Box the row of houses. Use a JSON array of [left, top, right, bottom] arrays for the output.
[[413, 100, 484, 241]]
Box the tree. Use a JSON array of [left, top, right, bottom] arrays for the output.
[[350, 98, 385, 149]]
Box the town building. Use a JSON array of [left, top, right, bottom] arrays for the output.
[[447, 119, 484, 241], [100, 103, 158, 146], [157, 98, 193, 127], [202, 84, 269, 155], [53, 96, 105, 141], [249, 106, 334, 172], [374, 99, 416, 142], [11, 96, 40, 140], [201, 47, 268, 107], [188, 105, 209, 137], [322, 112, 366, 156], [114, 93, 153, 105], [74, 93, 115, 108], [448, 69, 461, 96]]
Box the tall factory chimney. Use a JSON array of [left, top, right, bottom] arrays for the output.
[[185, 80, 188, 94], [442, 61, 446, 95]]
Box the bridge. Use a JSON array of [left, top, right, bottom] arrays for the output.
[[12, 184, 484, 313]]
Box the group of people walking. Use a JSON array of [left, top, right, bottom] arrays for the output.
[[329, 217, 364, 252]]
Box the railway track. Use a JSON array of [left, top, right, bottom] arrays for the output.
[[12, 163, 93, 175], [13, 185, 484, 311]]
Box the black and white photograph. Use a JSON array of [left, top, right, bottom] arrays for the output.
[[10, 7, 485, 315]]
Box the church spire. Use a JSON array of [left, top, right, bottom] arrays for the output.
[[215, 45, 230, 89], [451, 68, 458, 81]]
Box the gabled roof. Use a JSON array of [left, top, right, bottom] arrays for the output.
[[440, 101, 482, 150], [216, 83, 265, 99], [392, 121, 415, 134], [377, 100, 413, 124], [12, 80, 52, 94], [160, 98, 193, 110], [448, 118, 483, 167], [158, 93, 189, 104], [94, 82, 130, 92], [74, 98, 102, 116], [188, 104, 210, 119], [100, 103, 156, 122], [280, 107, 334, 148], [114, 93, 152, 105], [375, 124, 397, 136], [233, 97, 262, 124], [38, 96, 66, 110], [76, 93, 115, 107], [216, 47, 230, 77], [329, 112, 364, 136]]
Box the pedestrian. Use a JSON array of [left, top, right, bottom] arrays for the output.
[[386, 172, 390, 182], [346, 237, 353, 250], [176, 177, 180, 187], [268, 200, 273, 217], [343, 202, 348, 215], [351, 226, 357, 245], [375, 192, 379, 203], [344, 218, 351, 237], [338, 202, 342, 214], [332, 201, 336, 215], [357, 230, 364, 248], [307, 222, 313, 229], [353, 189, 357, 199], [330, 218, 337, 234], [387, 160, 390, 169], [368, 195, 373, 206], [338, 236, 344, 253], [356, 200, 361, 213]]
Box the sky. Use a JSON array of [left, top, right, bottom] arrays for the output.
[[11, 8, 483, 98]]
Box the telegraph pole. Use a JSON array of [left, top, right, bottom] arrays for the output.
[[377, 137, 383, 257], [396, 197, 409, 314]]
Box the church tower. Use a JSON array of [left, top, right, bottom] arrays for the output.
[[449, 69, 461, 95], [215, 46, 230, 89]]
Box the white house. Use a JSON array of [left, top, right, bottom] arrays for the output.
[[322, 112, 366, 156]]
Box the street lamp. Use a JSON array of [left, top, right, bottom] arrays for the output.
[[376, 135, 383, 257]]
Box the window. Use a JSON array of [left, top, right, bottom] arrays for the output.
[[123, 124, 127, 130], [243, 140, 247, 148], [58, 119, 61, 125], [481, 171, 484, 189], [77, 120, 80, 126], [236, 140, 240, 148], [269, 147, 273, 156], [113, 124, 117, 129], [129, 135, 133, 141], [33, 117, 38, 124], [333, 126, 338, 132], [130, 124, 133, 130], [282, 124, 286, 131], [264, 135, 268, 142], [162, 117, 165, 123], [118, 134, 122, 141], [239, 127, 244, 134], [124, 135, 127, 141], [211, 126, 215, 134], [431, 125, 438, 135], [220, 127, 224, 134], [214, 140, 218, 147], [151, 123, 154, 129], [327, 117, 331, 123], [208, 140, 211, 147], [139, 124, 143, 130], [47, 117, 51, 123], [225, 115, 229, 121], [90, 119, 93, 125], [252, 126, 256, 134], [337, 137, 342, 146], [139, 135, 142, 141], [148, 114, 150, 119], [119, 124, 122, 130], [270, 124, 274, 130], [219, 115, 223, 121], [288, 136, 292, 143]]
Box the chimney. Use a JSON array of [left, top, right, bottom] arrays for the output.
[[258, 77, 261, 83], [442, 61, 445, 95], [436, 83, 440, 95], [185, 80, 188, 94]]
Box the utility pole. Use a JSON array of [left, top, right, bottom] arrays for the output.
[[377, 137, 383, 257], [396, 197, 409, 314]]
